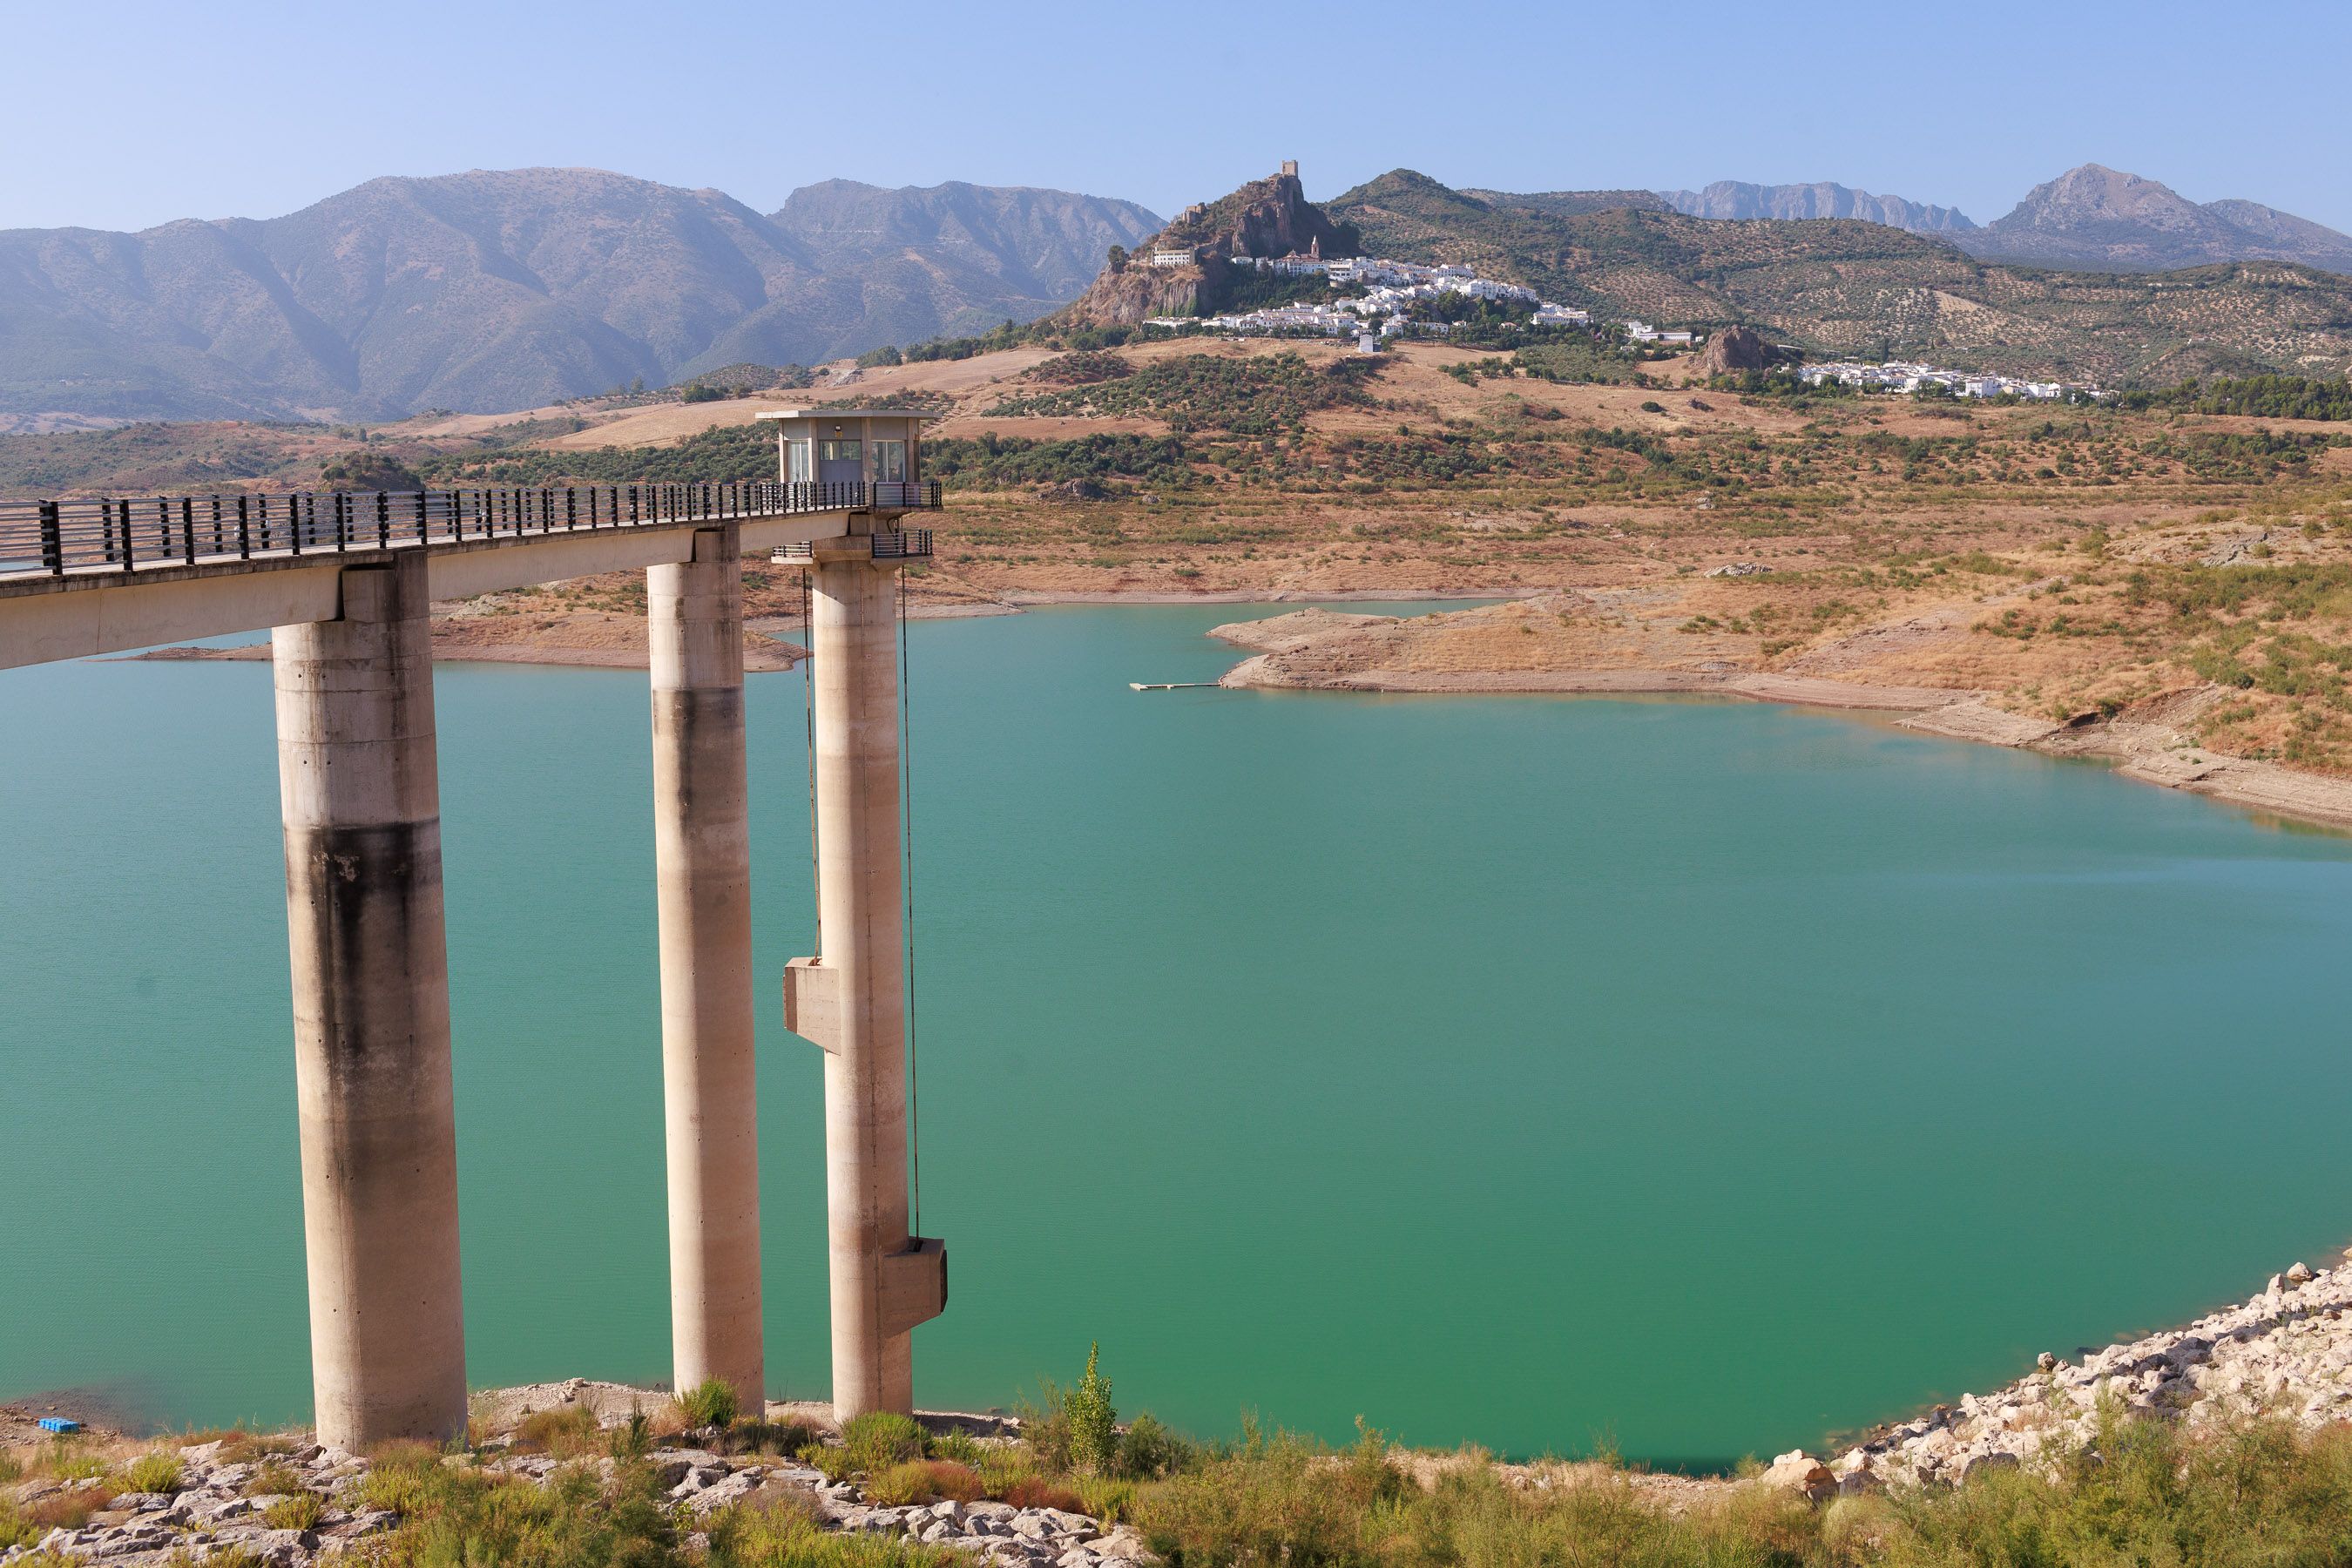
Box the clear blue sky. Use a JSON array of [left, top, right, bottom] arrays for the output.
[[10, 0, 2350, 234]]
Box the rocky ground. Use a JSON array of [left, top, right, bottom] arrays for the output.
[[2, 1381, 1146, 1568], [1752, 1251, 2352, 1503], [20, 1253, 2352, 1562]]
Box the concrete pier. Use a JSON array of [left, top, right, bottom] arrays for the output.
[[274, 551, 467, 1450], [649, 525, 765, 1409], [782, 538, 945, 1419]]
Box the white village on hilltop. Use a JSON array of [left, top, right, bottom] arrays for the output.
[[1143, 238, 1619, 348], [1137, 166, 2097, 397]]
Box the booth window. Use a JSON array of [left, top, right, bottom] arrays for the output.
[[873, 441, 907, 483]]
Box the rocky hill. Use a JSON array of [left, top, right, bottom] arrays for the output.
[[1659, 180, 1977, 233], [1317, 166, 2352, 385], [1060, 166, 1357, 326], [1951, 164, 2352, 273], [0, 169, 1158, 422], [1321, 169, 2352, 385]]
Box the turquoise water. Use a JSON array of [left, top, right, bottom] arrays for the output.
[[7, 603, 2352, 1467]]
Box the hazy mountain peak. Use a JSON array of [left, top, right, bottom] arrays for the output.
[[1956, 162, 2352, 273], [0, 168, 1159, 422], [1659, 180, 1976, 233]]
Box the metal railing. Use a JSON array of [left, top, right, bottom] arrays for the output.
[[773, 528, 934, 564], [0, 479, 942, 583]]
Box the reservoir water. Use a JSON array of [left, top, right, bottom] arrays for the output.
[[6, 602, 2352, 1467]]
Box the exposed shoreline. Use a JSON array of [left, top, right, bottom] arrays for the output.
[[112, 586, 2352, 832], [14, 1250, 2352, 1527], [1206, 608, 2352, 835], [119, 589, 1524, 672]]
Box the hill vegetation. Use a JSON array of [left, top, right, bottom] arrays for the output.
[[1323, 170, 2352, 386]]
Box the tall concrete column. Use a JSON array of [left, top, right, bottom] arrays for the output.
[[649, 525, 764, 1411], [274, 551, 467, 1450], [781, 538, 945, 1420]]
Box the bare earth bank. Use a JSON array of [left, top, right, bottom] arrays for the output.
[[1208, 604, 2352, 834]]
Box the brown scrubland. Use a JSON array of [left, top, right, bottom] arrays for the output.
[[18, 337, 2352, 807]]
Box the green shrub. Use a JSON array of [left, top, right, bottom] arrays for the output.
[[41, 1441, 107, 1481], [363, 1451, 679, 1566], [740, 1420, 816, 1458], [927, 1429, 983, 1467], [1001, 1478, 1085, 1513], [797, 1442, 857, 1484], [120, 1453, 182, 1494], [1066, 1346, 1116, 1476], [867, 1460, 983, 1507], [678, 1379, 740, 1432], [514, 1405, 603, 1457], [1114, 1414, 1196, 1482], [610, 1408, 653, 1462], [1076, 1477, 1136, 1523], [244, 1459, 302, 1497], [0, 1453, 19, 1484], [262, 1491, 326, 1531], [707, 1493, 961, 1567], [841, 1411, 926, 1473], [350, 1443, 454, 1517]]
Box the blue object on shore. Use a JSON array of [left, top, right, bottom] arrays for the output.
[[36, 1416, 82, 1433]]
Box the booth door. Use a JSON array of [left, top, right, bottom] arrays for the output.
[[818, 437, 864, 497]]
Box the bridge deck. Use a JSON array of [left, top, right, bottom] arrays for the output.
[[0, 481, 938, 671]]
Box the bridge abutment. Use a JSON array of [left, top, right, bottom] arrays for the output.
[[649, 525, 766, 1411], [273, 551, 467, 1450]]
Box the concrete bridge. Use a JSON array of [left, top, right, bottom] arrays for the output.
[[0, 412, 947, 1448]]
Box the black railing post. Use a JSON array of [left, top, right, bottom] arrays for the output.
[[38, 501, 61, 574], [237, 496, 252, 558], [181, 497, 196, 564], [416, 490, 429, 543], [210, 496, 224, 556]]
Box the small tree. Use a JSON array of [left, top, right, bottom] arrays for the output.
[[1106, 244, 1129, 274], [1067, 1343, 1116, 1474]]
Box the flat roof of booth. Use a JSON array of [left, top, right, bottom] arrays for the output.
[[754, 409, 940, 422]]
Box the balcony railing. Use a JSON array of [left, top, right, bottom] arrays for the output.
[[0, 479, 943, 583], [772, 528, 934, 564]]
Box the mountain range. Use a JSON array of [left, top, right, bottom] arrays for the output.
[[1646, 167, 2352, 274], [0, 169, 1159, 423], [8, 158, 2352, 426], [1659, 181, 1976, 233]]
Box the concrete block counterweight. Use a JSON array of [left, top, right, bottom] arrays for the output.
[[273, 552, 467, 1450]]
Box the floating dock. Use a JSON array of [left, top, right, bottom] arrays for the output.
[[1130, 681, 1219, 691]]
